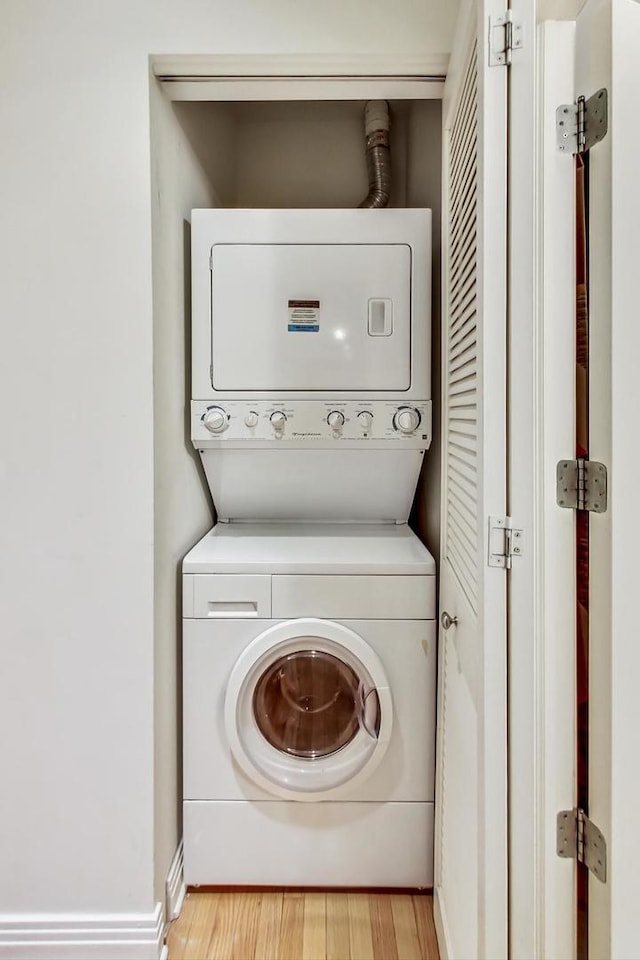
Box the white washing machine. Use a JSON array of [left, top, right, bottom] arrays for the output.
[[184, 207, 435, 887], [182, 523, 437, 887]]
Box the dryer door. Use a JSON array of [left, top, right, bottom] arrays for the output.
[[224, 618, 392, 801]]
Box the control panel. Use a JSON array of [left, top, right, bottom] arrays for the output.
[[192, 400, 432, 447]]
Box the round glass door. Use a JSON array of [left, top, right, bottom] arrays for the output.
[[224, 618, 393, 801], [253, 649, 368, 759]]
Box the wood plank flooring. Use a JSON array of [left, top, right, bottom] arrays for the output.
[[167, 891, 439, 960]]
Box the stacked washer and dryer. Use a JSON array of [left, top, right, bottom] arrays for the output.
[[183, 207, 437, 887]]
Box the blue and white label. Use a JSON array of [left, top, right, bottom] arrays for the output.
[[288, 299, 320, 332]]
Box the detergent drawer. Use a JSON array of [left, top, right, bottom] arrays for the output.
[[183, 574, 271, 618]]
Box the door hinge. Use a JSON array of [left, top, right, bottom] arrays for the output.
[[489, 10, 523, 67], [557, 808, 607, 883], [556, 88, 608, 154], [488, 516, 523, 569], [556, 459, 607, 513]]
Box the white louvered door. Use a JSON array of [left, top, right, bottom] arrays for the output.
[[434, 2, 508, 958]]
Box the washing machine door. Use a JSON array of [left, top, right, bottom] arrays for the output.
[[224, 618, 392, 801]]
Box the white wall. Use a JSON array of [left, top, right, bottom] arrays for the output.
[[233, 100, 410, 209], [609, 8, 640, 953], [0, 0, 458, 946], [150, 91, 237, 903], [584, 1, 640, 956], [537, 0, 585, 19]]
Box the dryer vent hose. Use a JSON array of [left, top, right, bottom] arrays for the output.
[[358, 100, 391, 209]]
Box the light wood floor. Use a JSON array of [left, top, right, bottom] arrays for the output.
[[167, 891, 439, 960]]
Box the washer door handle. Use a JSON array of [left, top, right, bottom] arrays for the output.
[[359, 684, 380, 740], [441, 611, 458, 631]]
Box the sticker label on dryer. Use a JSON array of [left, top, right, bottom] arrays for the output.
[[288, 299, 320, 332]]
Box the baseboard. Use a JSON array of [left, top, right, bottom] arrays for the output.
[[165, 839, 186, 921], [0, 902, 165, 960], [433, 888, 451, 960]]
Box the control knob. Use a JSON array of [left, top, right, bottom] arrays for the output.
[[202, 406, 228, 434], [393, 407, 421, 435], [244, 411, 259, 428], [327, 411, 345, 434], [270, 411, 287, 435], [357, 411, 374, 432]]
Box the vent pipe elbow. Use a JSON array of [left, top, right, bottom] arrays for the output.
[[358, 100, 391, 209]]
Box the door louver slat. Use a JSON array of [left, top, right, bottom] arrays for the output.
[[450, 311, 477, 350], [449, 296, 478, 338], [448, 360, 477, 386], [448, 400, 477, 420], [448, 241, 477, 305], [450, 213, 478, 274], [448, 435, 477, 457], [449, 199, 478, 264], [449, 160, 477, 227], [449, 267, 477, 318], [447, 450, 478, 487], [448, 491, 477, 536], [446, 537, 478, 599], [450, 331, 478, 364], [448, 482, 477, 526], [449, 464, 478, 500]]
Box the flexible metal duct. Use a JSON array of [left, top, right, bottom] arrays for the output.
[[358, 100, 391, 209]]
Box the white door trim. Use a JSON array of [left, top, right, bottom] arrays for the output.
[[508, 13, 578, 960], [151, 53, 450, 78], [507, 3, 540, 953], [537, 20, 579, 960], [151, 54, 447, 101]]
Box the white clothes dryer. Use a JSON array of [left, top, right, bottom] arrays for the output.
[[182, 523, 437, 888], [190, 208, 432, 525]]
